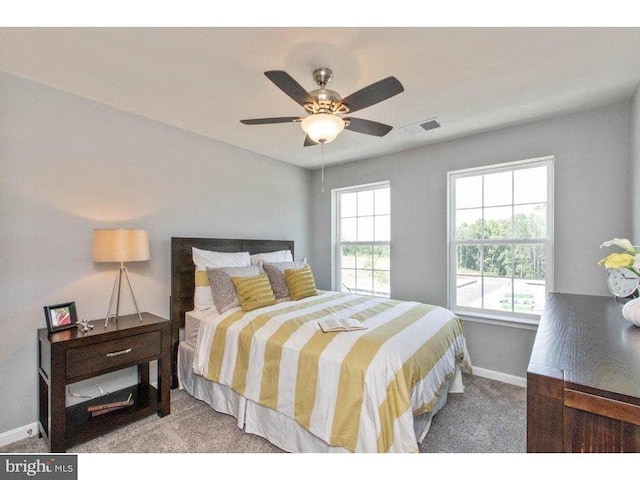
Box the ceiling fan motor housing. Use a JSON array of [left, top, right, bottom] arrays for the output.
[[305, 89, 348, 115], [305, 67, 350, 115]]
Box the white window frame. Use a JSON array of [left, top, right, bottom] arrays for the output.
[[332, 181, 391, 297], [447, 156, 554, 324]]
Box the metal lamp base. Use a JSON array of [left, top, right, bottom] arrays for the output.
[[105, 266, 143, 328]]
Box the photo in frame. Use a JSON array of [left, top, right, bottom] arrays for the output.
[[44, 301, 78, 333]]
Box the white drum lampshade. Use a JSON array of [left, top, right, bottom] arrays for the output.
[[92, 229, 150, 327], [93, 229, 150, 265]]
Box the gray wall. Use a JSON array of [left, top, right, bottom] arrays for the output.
[[311, 101, 631, 378], [632, 85, 640, 240], [0, 72, 311, 434]]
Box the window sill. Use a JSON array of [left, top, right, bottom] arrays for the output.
[[452, 309, 539, 331]]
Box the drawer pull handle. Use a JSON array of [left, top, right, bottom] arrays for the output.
[[106, 348, 132, 357]]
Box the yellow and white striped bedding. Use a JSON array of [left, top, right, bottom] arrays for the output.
[[192, 291, 471, 453]]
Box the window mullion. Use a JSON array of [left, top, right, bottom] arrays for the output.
[[511, 243, 515, 314], [480, 174, 484, 310], [479, 243, 484, 310], [481, 174, 485, 242], [511, 171, 515, 313], [336, 192, 342, 291], [452, 238, 549, 245], [354, 192, 359, 293]]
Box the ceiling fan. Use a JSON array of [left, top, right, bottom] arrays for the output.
[[240, 67, 404, 146]]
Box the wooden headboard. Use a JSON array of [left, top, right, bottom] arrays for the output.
[[170, 237, 294, 388]]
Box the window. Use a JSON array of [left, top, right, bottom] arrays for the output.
[[333, 182, 390, 297], [448, 157, 553, 321]]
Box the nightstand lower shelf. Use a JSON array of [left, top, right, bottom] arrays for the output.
[[65, 384, 161, 448]]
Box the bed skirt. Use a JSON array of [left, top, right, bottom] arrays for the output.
[[178, 341, 463, 453]]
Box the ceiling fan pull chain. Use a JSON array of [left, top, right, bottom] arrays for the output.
[[321, 141, 325, 194]]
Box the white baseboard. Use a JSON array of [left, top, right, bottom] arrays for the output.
[[472, 366, 526, 388], [0, 422, 39, 448]]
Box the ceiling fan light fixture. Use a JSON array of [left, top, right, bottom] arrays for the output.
[[301, 113, 345, 144]]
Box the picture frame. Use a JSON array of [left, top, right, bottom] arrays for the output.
[[44, 301, 78, 333]]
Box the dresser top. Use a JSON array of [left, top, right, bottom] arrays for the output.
[[529, 293, 640, 400]]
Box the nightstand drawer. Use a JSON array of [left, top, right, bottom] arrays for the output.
[[66, 331, 161, 379]]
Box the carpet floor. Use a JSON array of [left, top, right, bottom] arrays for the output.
[[1, 373, 525, 454]]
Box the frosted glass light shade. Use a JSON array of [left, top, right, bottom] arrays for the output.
[[92, 229, 150, 263], [301, 113, 345, 143]]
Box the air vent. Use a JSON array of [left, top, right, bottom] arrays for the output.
[[401, 118, 441, 136], [420, 119, 441, 131]]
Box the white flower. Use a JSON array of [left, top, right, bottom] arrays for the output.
[[600, 238, 637, 255]]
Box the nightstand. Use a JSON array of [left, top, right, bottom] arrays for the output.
[[38, 312, 171, 453]]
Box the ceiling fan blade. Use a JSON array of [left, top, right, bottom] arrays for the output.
[[264, 71, 313, 108], [304, 135, 319, 147], [344, 117, 393, 137], [340, 77, 404, 114], [240, 117, 302, 125]]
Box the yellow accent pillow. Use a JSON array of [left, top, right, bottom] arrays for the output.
[[284, 265, 318, 301], [231, 274, 276, 312]]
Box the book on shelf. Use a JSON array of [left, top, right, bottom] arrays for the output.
[[87, 393, 133, 416], [318, 317, 367, 333], [90, 402, 134, 417]]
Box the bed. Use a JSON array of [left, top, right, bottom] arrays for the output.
[[170, 237, 472, 453]]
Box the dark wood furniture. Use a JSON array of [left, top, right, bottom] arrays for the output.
[[527, 293, 640, 452], [38, 312, 171, 452], [170, 237, 294, 388]]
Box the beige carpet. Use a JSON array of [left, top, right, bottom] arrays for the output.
[[421, 373, 526, 453], [1, 374, 525, 454]]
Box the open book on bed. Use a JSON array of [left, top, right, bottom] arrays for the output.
[[318, 317, 367, 333]]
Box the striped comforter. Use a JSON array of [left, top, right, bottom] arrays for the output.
[[192, 291, 471, 452]]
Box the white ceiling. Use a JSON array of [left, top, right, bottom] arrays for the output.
[[2, 27, 640, 169]]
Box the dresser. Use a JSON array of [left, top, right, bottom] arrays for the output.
[[527, 293, 640, 452], [38, 312, 171, 452]]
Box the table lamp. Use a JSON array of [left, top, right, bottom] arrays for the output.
[[92, 229, 150, 328]]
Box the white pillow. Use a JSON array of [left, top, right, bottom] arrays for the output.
[[192, 248, 251, 311], [249, 249, 293, 267]]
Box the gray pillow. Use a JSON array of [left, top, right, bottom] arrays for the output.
[[263, 259, 307, 299], [207, 265, 260, 313]]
